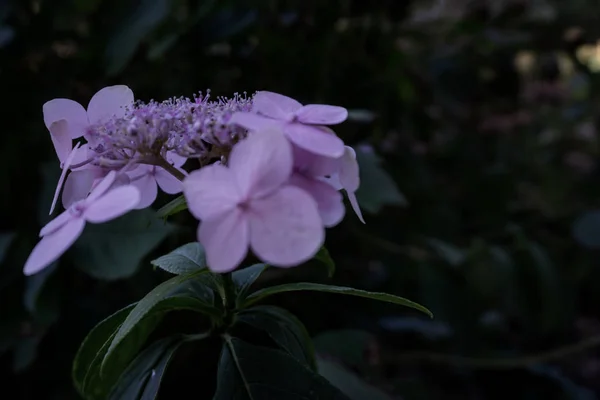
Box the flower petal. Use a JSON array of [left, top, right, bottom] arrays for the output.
[[292, 144, 340, 177], [24, 218, 85, 276], [249, 185, 324, 267], [346, 190, 365, 224], [62, 168, 100, 209], [295, 104, 348, 125], [339, 146, 360, 192], [198, 209, 249, 273], [39, 209, 73, 237], [229, 128, 293, 199], [229, 112, 282, 131], [48, 119, 72, 164], [130, 173, 158, 209], [84, 186, 141, 223], [183, 164, 241, 220], [284, 123, 345, 158], [87, 85, 134, 124], [155, 168, 183, 194], [166, 151, 187, 168], [49, 142, 81, 215], [289, 173, 345, 228], [42, 98, 88, 139], [253, 91, 302, 119], [86, 170, 117, 202]]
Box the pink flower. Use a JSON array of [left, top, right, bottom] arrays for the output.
[[43, 85, 134, 163], [230, 91, 348, 158], [183, 128, 324, 273], [128, 152, 187, 209], [24, 171, 141, 276], [322, 146, 365, 223]]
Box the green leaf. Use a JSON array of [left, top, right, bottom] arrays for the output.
[[151, 242, 207, 275], [317, 357, 391, 400], [237, 306, 316, 369], [214, 336, 349, 399], [313, 330, 374, 368], [108, 336, 185, 400], [0, 232, 15, 265], [424, 238, 466, 266], [105, 0, 172, 76], [572, 210, 600, 249], [354, 146, 407, 213], [156, 195, 188, 219], [73, 304, 136, 398], [243, 283, 432, 317], [232, 263, 268, 304], [72, 209, 174, 280], [13, 335, 43, 373], [102, 270, 218, 373], [314, 247, 335, 278]]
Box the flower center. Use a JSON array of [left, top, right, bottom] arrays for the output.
[[68, 200, 86, 218]]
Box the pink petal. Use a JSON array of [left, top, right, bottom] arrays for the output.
[[248, 186, 324, 267], [166, 151, 187, 168], [84, 186, 141, 223], [24, 218, 86, 276], [130, 173, 158, 209], [295, 104, 348, 125], [87, 85, 134, 124], [292, 144, 340, 177], [284, 123, 345, 158], [289, 174, 345, 228], [347, 191, 365, 224], [229, 112, 282, 131], [39, 209, 73, 237], [86, 170, 117, 202], [62, 169, 99, 209], [155, 168, 183, 194], [183, 164, 241, 220], [69, 145, 93, 169], [229, 128, 293, 199], [42, 98, 88, 139], [198, 209, 249, 273], [253, 91, 302, 120], [50, 142, 81, 215], [48, 120, 72, 164], [339, 146, 359, 192]]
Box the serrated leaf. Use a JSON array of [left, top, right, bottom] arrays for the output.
[[237, 306, 316, 369], [214, 336, 349, 400], [101, 271, 218, 373], [108, 336, 185, 400], [151, 242, 207, 275], [243, 283, 432, 317], [314, 247, 335, 278], [156, 195, 188, 219], [232, 263, 268, 304], [72, 209, 174, 280], [317, 357, 391, 400]]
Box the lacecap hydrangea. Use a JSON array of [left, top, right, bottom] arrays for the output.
[[24, 86, 364, 275]]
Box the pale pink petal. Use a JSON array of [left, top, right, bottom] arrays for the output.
[[289, 174, 345, 228], [229, 128, 293, 199], [183, 165, 241, 220], [295, 104, 348, 125], [284, 123, 345, 158], [339, 146, 360, 192], [166, 151, 187, 168], [87, 85, 134, 124], [62, 169, 99, 209], [69, 145, 93, 169], [253, 91, 302, 120], [24, 218, 86, 276], [229, 112, 282, 131], [42, 99, 88, 139], [292, 144, 340, 177], [249, 186, 324, 267], [198, 209, 249, 273], [130, 173, 158, 209], [347, 191, 365, 224], [319, 174, 343, 191], [155, 168, 183, 194], [86, 170, 117, 202], [39, 209, 73, 237], [84, 186, 141, 223], [50, 142, 81, 215], [48, 120, 72, 164]]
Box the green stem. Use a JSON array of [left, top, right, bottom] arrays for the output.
[[222, 272, 236, 310], [154, 156, 187, 181]]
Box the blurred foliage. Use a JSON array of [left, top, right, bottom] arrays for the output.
[[3, 0, 600, 398]]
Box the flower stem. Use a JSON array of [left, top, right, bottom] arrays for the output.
[[154, 156, 187, 181], [222, 272, 236, 310]]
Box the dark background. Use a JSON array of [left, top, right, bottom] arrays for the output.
[[3, 0, 600, 398]]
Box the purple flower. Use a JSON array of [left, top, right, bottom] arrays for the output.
[[183, 128, 324, 272], [230, 91, 348, 158], [24, 171, 141, 276]]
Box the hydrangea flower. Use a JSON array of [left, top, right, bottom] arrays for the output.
[[183, 128, 324, 272], [230, 91, 348, 158], [24, 171, 140, 275]]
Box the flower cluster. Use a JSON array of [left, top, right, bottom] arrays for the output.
[[24, 87, 364, 275]]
